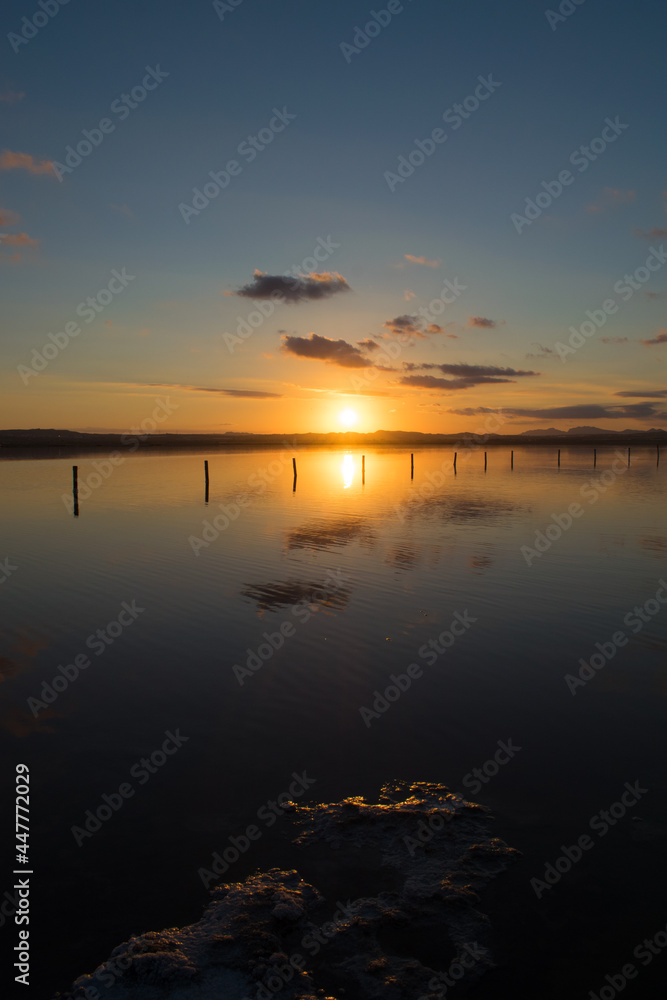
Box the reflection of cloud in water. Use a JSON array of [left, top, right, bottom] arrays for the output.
[[241, 578, 351, 615], [638, 535, 667, 558], [384, 543, 443, 574], [469, 549, 495, 573], [286, 517, 374, 553], [406, 495, 525, 523]]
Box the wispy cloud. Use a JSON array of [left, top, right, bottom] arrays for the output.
[[640, 330, 667, 346], [615, 389, 667, 398], [600, 336, 629, 344], [634, 227, 667, 240], [404, 254, 441, 268], [447, 403, 663, 420], [120, 382, 282, 399], [0, 233, 39, 247], [526, 343, 556, 359], [586, 188, 635, 213], [0, 90, 25, 104], [0, 207, 21, 226], [281, 333, 372, 368], [0, 149, 53, 175], [235, 270, 350, 303]]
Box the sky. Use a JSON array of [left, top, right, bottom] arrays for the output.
[[1, 0, 666, 435]]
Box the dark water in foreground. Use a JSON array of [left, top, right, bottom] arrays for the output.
[[1, 445, 666, 998]]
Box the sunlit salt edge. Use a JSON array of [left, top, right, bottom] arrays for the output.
[[58, 781, 521, 1000]]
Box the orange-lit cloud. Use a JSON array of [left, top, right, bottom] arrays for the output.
[[282, 333, 373, 368], [586, 188, 635, 213], [0, 207, 21, 226], [0, 149, 53, 174], [235, 270, 350, 303], [0, 232, 39, 247], [404, 254, 441, 267], [640, 330, 667, 346], [634, 227, 667, 240], [466, 316, 504, 329]]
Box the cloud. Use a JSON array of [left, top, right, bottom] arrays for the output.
[[0, 149, 53, 175], [400, 374, 516, 391], [449, 403, 663, 420], [235, 270, 350, 303], [640, 331, 667, 346], [0, 207, 21, 226], [600, 336, 629, 344], [634, 227, 667, 240], [425, 324, 444, 334], [110, 203, 134, 218], [0, 90, 25, 104], [466, 316, 504, 329], [357, 338, 381, 352], [526, 343, 556, 359], [0, 233, 39, 247], [123, 382, 282, 398], [413, 362, 539, 378], [404, 254, 441, 268], [586, 188, 635, 213], [615, 389, 667, 398], [404, 289, 416, 300], [382, 314, 451, 340], [281, 333, 372, 368]]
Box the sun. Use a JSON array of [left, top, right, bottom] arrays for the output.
[[338, 408, 358, 428]]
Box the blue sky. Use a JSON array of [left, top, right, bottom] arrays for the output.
[[1, 0, 666, 433]]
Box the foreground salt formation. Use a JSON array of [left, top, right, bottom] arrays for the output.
[[60, 781, 520, 1000]]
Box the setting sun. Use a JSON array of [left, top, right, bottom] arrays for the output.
[[339, 408, 358, 428]]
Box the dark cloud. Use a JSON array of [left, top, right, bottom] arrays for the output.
[[466, 316, 503, 329], [449, 403, 664, 420], [357, 338, 381, 352], [400, 374, 515, 391], [640, 331, 667, 346], [420, 363, 539, 378], [382, 315, 451, 341], [615, 389, 667, 398], [127, 382, 282, 398], [235, 270, 350, 303], [526, 343, 556, 359], [281, 333, 372, 368]]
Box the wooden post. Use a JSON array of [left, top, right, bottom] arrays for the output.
[[484, 451, 487, 471], [204, 460, 209, 484], [72, 465, 79, 518], [628, 447, 631, 466], [292, 457, 297, 477], [511, 450, 514, 470], [453, 452, 457, 472], [411, 453, 414, 479], [593, 449, 596, 468], [362, 455, 365, 484], [557, 449, 560, 467]]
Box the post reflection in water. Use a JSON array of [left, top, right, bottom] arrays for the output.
[[341, 453, 355, 489]]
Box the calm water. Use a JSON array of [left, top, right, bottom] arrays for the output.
[[1, 445, 666, 998]]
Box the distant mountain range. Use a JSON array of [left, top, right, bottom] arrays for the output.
[[1, 427, 666, 450]]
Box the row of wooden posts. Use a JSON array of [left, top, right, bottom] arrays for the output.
[[68, 445, 661, 515]]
